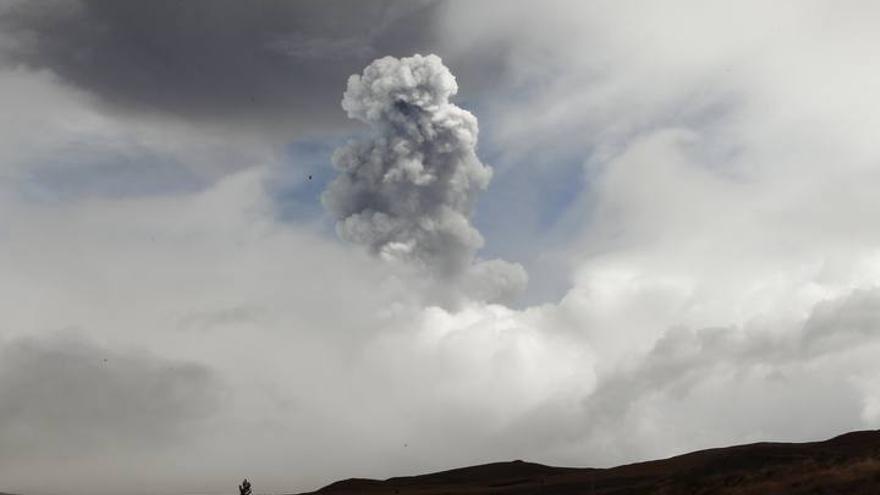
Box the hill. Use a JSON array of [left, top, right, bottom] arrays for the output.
[[294, 430, 880, 494]]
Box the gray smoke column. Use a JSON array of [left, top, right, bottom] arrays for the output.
[[322, 54, 526, 303]]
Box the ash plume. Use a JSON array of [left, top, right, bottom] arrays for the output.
[[322, 54, 526, 303]]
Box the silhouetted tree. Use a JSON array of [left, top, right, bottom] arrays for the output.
[[239, 479, 252, 495]]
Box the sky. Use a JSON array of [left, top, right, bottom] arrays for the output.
[[2, 1, 880, 494]]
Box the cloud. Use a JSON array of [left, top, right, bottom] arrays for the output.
[[0, 333, 219, 455], [0, 67, 278, 201], [0, 166, 409, 494], [566, 286, 880, 465], [0, 332, 220, 491], [2, 156, 880, 495], [416, 0, 880, 464], [0, 0, 440, 138], [801, 288, 880, 357], [0, 164, 559, 494], [322, 54, 526, 304]]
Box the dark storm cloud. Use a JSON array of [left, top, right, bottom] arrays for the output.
[[0, 332, 221, 460], [0, 0, 440, 136]]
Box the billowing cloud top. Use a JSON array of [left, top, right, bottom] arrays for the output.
[[341, 54, 460, 124]]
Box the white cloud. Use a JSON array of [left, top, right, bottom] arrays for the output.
[[0, 68, 276, 200], [428, 0, 880, 466]]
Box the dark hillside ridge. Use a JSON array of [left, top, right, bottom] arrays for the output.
[[294, 430, 880, 494]]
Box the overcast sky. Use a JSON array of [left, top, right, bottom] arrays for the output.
[[2, 1, 880, 494]]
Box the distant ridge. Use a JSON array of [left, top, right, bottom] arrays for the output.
[[294, 429, 880, 494]]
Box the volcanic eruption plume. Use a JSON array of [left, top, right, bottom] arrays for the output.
[[322, 54, 526, 304]]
